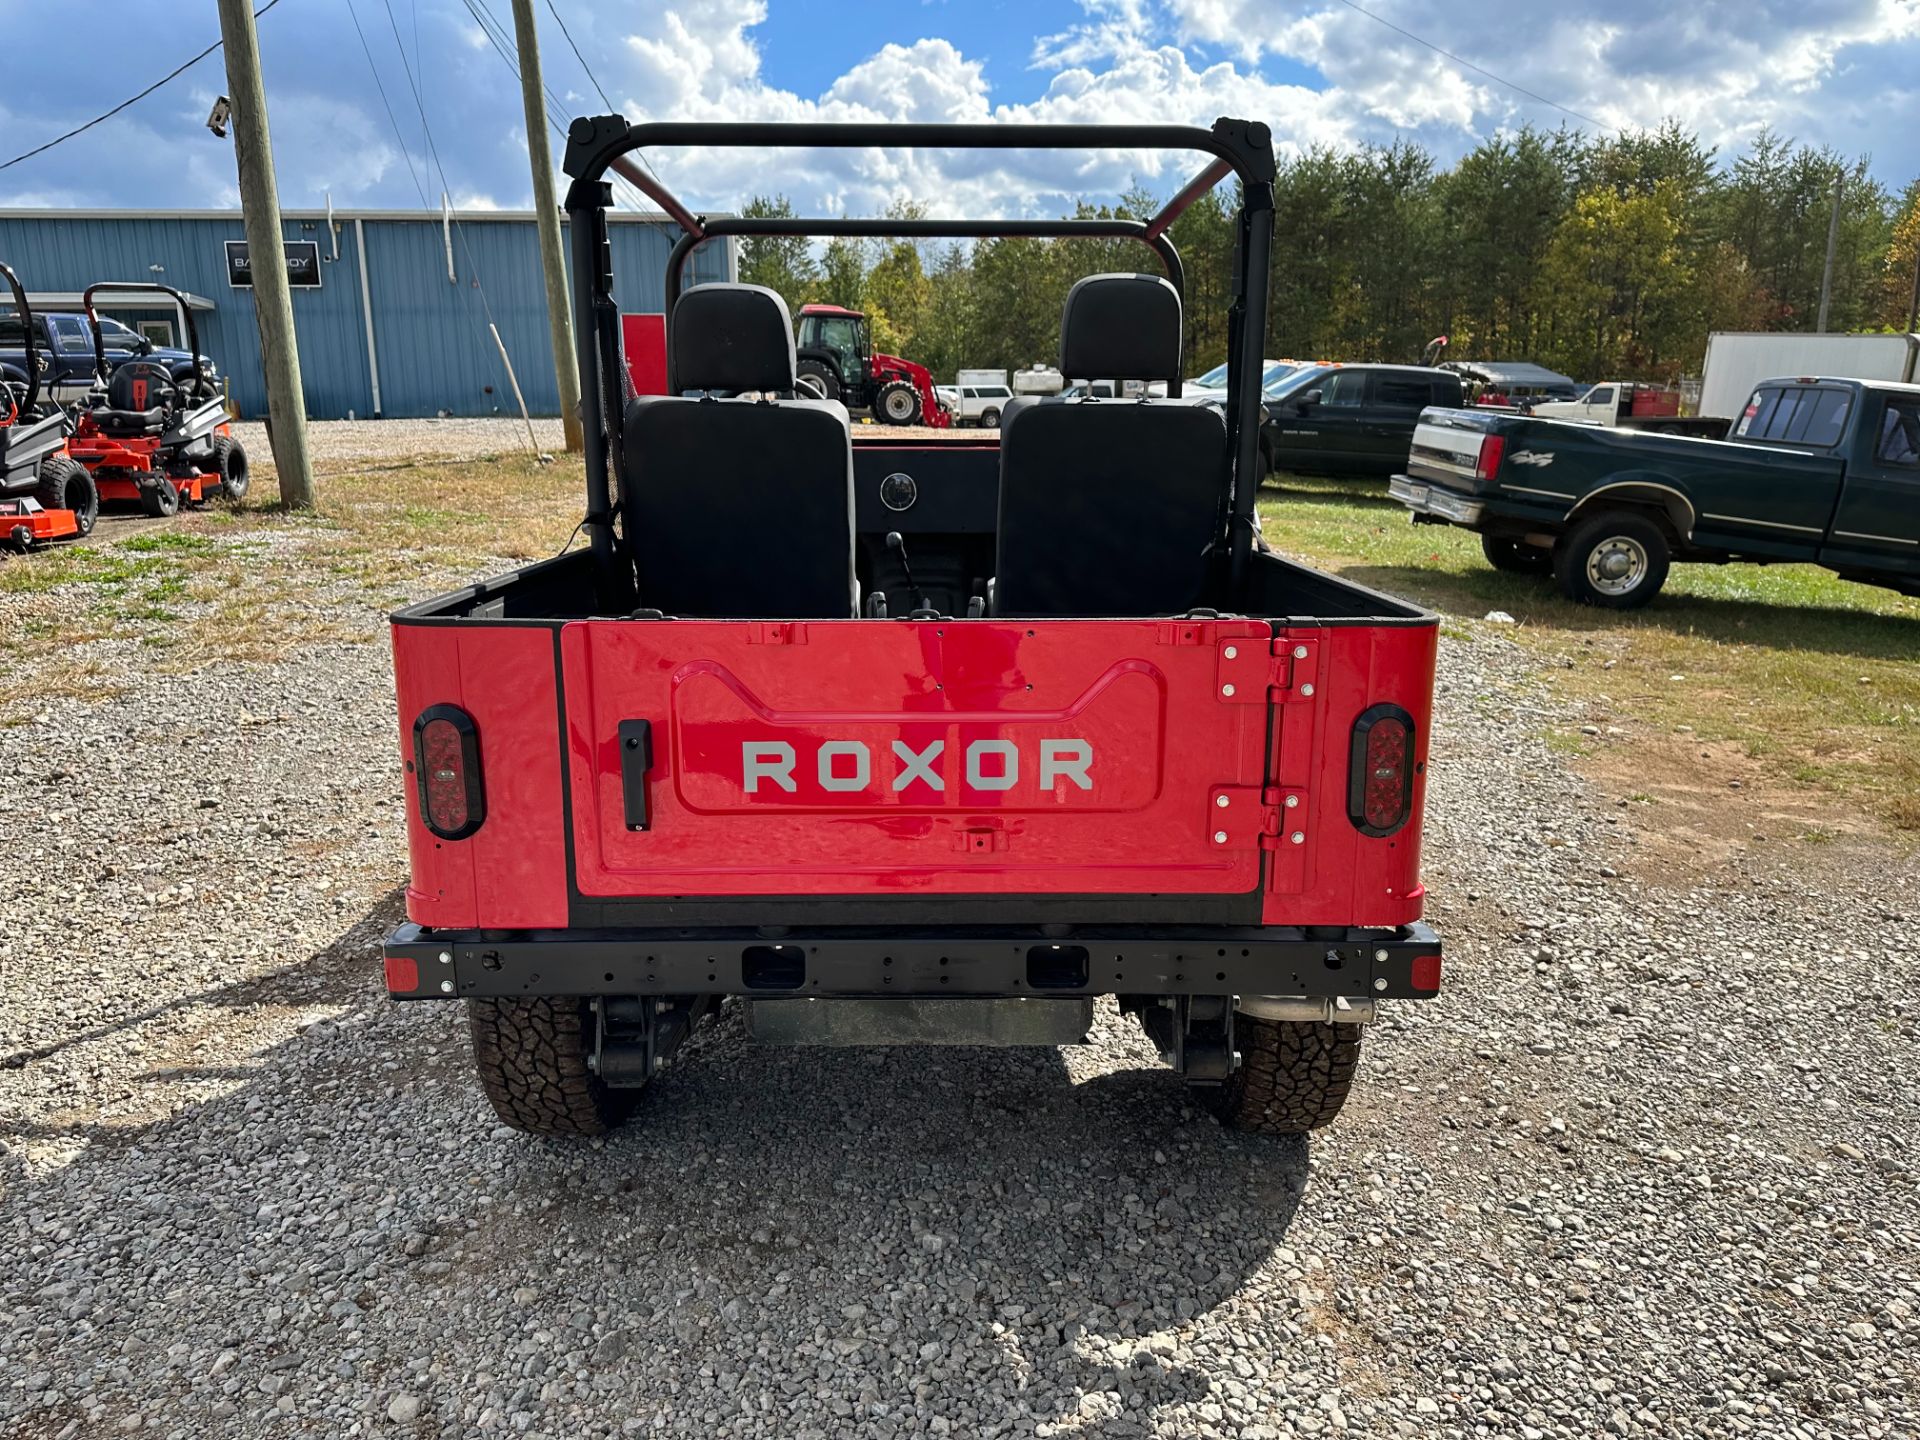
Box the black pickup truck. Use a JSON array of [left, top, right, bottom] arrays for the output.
[[1390, 375, 1920, 606], [0, 311, 212, 407]]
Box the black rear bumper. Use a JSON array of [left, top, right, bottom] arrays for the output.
[[382, 921, 1443, 1002]]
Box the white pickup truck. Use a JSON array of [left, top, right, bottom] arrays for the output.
[[1530, 382, 1724, 439]]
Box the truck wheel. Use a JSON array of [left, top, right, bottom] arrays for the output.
[[1481, 533, 1551, 574], [796, 359, 840, 404], [1208, 1016, 1362, 1134], [875, 381, 921, 425], [34, 457, 99, 538], [209, 436, 250, 503], [1554, 511, 1669, 608], [980, 406, 1001, 430], [466, 996, 638, 1137], [140, 476, 182, 519]]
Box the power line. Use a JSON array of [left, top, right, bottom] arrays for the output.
[[544, 0, 613, 111], [0, 0, 284, 174], [344, 0, 431, 207], [1330, 0, 1611, 133], [456, 0, 657, 211]]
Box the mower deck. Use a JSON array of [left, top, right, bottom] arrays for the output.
[[0, 497, 79, 550]]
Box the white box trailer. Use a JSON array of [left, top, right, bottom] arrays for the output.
[[1699, 332, 1920, 421], [957, 368, 1009, 389]]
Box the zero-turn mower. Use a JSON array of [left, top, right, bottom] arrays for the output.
[[67, 282, 247, 517], [0, 261, 92, 551]]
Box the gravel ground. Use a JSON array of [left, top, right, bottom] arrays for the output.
[[228, 417, 568, 467], [1, 552, 1916, 1437]]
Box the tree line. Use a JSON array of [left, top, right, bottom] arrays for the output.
[[730, 122, 1920, 387]]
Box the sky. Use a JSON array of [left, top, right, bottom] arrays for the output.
[[0, 0, 1916, 218]]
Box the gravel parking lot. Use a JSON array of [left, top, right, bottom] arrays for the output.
[[1, 428, 1915, 1438]]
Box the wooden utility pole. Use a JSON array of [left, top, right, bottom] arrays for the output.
[[509, 0, 584, 452], [215, 0, 313, 507], [1816, 170, 1843, 334]]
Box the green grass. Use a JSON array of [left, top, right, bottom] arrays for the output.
[[1258, 472, 1920, 830]]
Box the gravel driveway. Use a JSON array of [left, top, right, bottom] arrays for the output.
[[1, 548, 1915, 1436]]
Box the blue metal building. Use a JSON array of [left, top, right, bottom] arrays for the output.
[[0, 208, 734, 420]]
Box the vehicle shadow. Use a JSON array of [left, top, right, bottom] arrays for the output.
[[1, 900, 1318, 1436], [1264, 475, 1402, 511], [514, 1009, 1314, 1432], [1340, 562, 1920, 662]]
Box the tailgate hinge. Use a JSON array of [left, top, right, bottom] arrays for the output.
[[1209, 784, 1295, 848], [1271, 636, 1321, 704]]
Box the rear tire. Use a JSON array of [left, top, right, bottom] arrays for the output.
[[1481, 533, 1551, 574], [33, 456, 98, 537], [210, 435, 249, 503], [875, 381, 921, 426], [1208, 1016, 1362, 1134], [467, 996, 638, 1137], [980, 406, 1001, 430], [1553, 510, 1669, 609], [140, 475, 181, 518], [796, 359, 840, 404]]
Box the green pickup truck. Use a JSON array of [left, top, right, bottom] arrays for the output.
[[1389, 376, 1920, 607]]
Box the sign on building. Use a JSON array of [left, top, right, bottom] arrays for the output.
[[224, 239, 323, 289]]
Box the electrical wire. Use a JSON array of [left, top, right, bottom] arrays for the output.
[[543, 0, 612, 111], [456, 0, 657, 212], [345, 0, 432, 207], [0, 0, 284, 174], [1330, 0, 1611, 132]]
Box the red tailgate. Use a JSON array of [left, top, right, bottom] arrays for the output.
[[561, 618, 1275, 897]]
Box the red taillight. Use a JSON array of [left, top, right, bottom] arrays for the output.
[[412, 704, 484, 840], [1475, 433, 1505, 480], [1349, 703, 1415, 837], [1410, 953, 1442, 992], [384, 956, 420, 993]]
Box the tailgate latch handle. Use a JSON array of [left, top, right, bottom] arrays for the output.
[[618, 720, 654, 830]]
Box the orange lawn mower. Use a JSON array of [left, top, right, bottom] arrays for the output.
[[0, 261, 92, 552], [66, 282, 248, 517]]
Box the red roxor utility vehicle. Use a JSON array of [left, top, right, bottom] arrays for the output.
[[381, 118, 1444, 1138]]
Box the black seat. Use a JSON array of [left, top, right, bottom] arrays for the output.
[[93, 362, 176, 437], [621, 284, 857, 619], [994, 273, 1229, 617]]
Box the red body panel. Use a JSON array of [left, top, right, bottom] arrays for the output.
[[620, 314, 668, 396], [391, 614, 1436, 929], [69, 417, 232, 504], [392, 624, 571, 930]]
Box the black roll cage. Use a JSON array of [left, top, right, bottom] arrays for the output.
[[559, 117, 1276, 606], [0, 261, 42, 421], [81, 281, 214, 405]]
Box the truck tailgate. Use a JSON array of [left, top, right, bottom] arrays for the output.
[[560, 618, 1276, 898]]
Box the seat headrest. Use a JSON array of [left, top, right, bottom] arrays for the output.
[[672, 283, 796, 394], [1058, 273, 1182, 382]]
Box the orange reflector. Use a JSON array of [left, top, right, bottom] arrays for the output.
[[384, 956, 420, 993], [1410, 953, 1442, 992]]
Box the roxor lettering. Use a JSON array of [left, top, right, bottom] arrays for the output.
[[741, 739, 1094, 795]]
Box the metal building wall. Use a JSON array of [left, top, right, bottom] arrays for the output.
[[0, 210, 730, 420]]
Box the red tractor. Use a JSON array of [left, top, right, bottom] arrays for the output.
[[793, 303, 951, 427]]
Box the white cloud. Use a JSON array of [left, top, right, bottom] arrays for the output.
[[587, 0, 1919, 225]]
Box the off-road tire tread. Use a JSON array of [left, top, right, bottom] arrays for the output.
[[467, 996, 637, 1136], [1209, 1018, 1361, 1134], [211, 435, 249, 503], [34, 456, 98, 536]]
